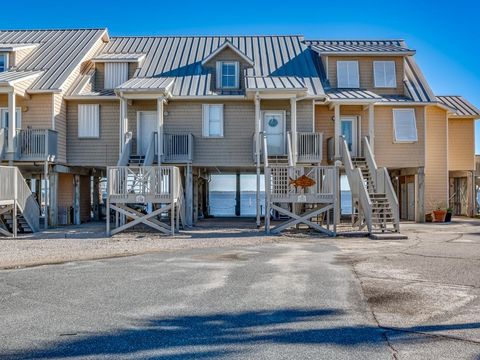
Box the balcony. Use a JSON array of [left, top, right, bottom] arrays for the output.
[[1, 128, 58, 162], [163, 133, 194, 163]]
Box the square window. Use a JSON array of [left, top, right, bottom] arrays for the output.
[[0, 53, 8, 73], [393, 109, 417, 142], [374, 61, 397, 88], [337, 61, 359, 88], [217, 61, 239, 89]]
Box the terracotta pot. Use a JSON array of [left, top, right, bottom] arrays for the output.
[[433, 210, 447, 222]]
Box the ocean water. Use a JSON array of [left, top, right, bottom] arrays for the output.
[[209, 190, 353, 216]]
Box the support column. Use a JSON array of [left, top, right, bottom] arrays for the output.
[[119, 97, 128, 154], [368, 103, 375, 152], [235, 172, 241, 216], [7, 90, 16, 164], [290, 97, 297, 165], [73, 174, 81, 225], [334, 103, 341, 165], [43, 162, 49, 229], [157, 97, 164, 165], [416, 167, 425, 222], [48, 171, 58, 228], [92, 176, 101, 221], [185, 164, 193, 226], [255, 92, 261, 227]]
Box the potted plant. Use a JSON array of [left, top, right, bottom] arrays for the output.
[[445, 207, 453, 222], [432, 202, 447, 222]]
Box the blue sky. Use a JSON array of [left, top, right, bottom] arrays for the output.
[[3, 0, 479, 151]]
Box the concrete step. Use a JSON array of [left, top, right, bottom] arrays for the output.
[[369, 233, 408, 240]]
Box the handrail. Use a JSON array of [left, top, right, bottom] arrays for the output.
[[143, 132, 157, 166], [117, 132, 132, 166], [363, 136, 378, 191], [287, 132, 294, 167], [340, 136, 359, 201], [356, 167, 372, 233], [378, 167, 400, 231], [163, 133, 193, 163]]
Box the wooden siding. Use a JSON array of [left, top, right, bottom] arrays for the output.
[[66, 100, 119, 167], [314, 105, 334, 165], [425, 106, 448, 213], [448, 118, 475, 171], [54, 94, 67, 163], [0, 94, 53, 130], [325, 55, 405, 95], [374, 106, 425, 168], [58, 173, 74, 208]]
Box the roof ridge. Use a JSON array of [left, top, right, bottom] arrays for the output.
[[0, 28, 107, 32], [110, 34, 304, 39]]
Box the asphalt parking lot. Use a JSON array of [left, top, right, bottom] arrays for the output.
[[0, 218, 479, 359]]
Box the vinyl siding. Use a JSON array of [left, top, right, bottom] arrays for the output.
[[0, 94, 53, 129], [374, 106, 425, 168], [314, 105, 334, 165], [66, 100, 119, 166], [425, 106, 449, 213], [54, 94, 67, 163], [448, 118, 475, 171], [325, 56, 405, 95], [12, 47, 36, 67]]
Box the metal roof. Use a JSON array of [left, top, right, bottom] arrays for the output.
[[326, 89, 381, 100], [91, 53, 145, 62], [116, 77, 175, 91], [0, 43, 39, 51], [306, 40, 415, 55], [0, 70, 43, 84], [99, 35, 323, 96], [437, 96, 480, 117], [245, 76, 306, 91], [403, 57, 435, 102], [0, 29, 107, 91]]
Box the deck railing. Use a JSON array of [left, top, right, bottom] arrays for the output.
[[12, 129, 58, 161], [0, 166, 40, 234], [0, 128, 5, 160], [163, 133, 193, 163], [265, 165, 337, 204], [107, 166, 181, 204], [297, 132, 323, 164]]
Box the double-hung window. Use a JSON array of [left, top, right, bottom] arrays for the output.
[[374, 61, 397, 88], [78, 104, 100, 138], [0, 53, 8, 72], [393, 109, 417, 143], [104, 62, 128, 89], [202, 104, 224, 137], [217, 61, 239, 89], [337, 61, 359, 88]]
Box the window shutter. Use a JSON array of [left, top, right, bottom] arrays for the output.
[[202, 104, 210, 137], [216, 62, 222, 89], [78, 104, 100, 138], [393, 109, 417, 142], [105, 62, 128, 89]]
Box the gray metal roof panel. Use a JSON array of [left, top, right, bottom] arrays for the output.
[[99, 35, 324, 96], [116, 77, 175, 91], [245, 76, 306, 90], [0, 29, 107, 90], [91, 53, 145, 62], [306, 40, 415, 54], [437, 96, 480, 117], [0, 70, 43, 84], [326, 89, 381, 100]]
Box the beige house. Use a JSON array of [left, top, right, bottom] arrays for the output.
[[0, 30, 478, 236]]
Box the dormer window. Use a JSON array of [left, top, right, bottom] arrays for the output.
[[217, 61, 239, 89], [0, 53, 8, 72], [104, 62, 128, 89]]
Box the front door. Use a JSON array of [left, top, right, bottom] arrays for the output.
[[341, 116, 357, 156], [399, 175, 415, 221], [263, 111, 285, 156], [137, 111, 157, 156]]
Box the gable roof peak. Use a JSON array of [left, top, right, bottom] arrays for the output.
[[201, 40, 254, 66]]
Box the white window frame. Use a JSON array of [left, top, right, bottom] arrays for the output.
[[0, 53, 8, 73], [374, 61, 397, 88], [337, 60, 359, 88], [104, 62, 129, 89], [0, 107, 22, 129], [393, 108, 418, 143], [216, 61, 239, 89], [202, 104, 224, 138], [78, 104, 100, 139]]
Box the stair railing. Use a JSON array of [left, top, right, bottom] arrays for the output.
[[341, 136, 372, 231], [262, 133, 269, 167], [363, 136, 400, 232], [287, 132, 294, 167], [0, 128, 5, 160], [117, 132, 133, 166], [143, 132, 157, 166]]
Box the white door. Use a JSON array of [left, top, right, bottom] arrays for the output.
[[341, 116, 357, 156], [263, 111, 285, 156], [137, 111, 157, 156], [0, 108, 22, 129]]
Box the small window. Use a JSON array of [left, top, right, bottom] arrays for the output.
[[0, 53, 8, 72], [78, 104, 100, 138], [104, 62, 128, 89], [202, 104, 224, 137], [393, 109, 417, 143], [374, 61, 397, 88], [216, 61, 239, 89], [0, 108, 22, 129], [337, 61, 359, 88]]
